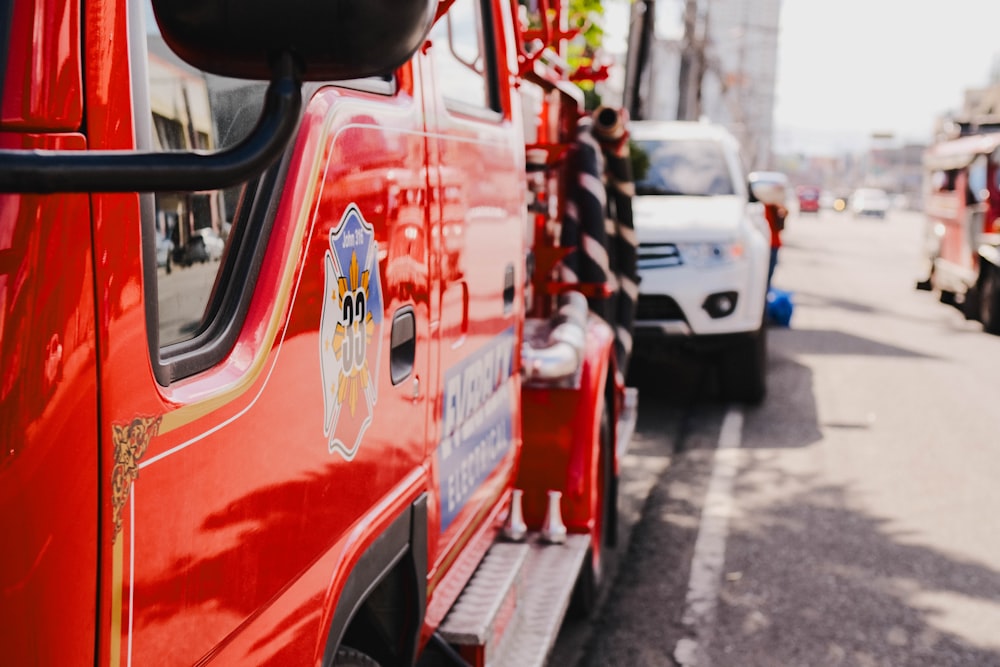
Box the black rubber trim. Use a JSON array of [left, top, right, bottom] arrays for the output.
[[478, 0, 502, 114], [0, 0, 13, 113], [405, 494, 428, 663], [323, 494, 428, 667], [153, 162, 285, 384]]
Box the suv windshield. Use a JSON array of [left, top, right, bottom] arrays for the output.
[[634, 139, 735, 197]]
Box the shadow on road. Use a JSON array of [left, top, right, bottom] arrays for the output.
[[771, 323, 938, 359], [710, 475, 1000, 666], [572, 339, 1000, 667], [566, 318, 1000, 666]]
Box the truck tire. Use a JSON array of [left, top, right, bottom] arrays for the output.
[[719, 326, 767, 405], [962, 283, 980, 321], [333, 648, 382, 667], [569, 401, 614, 618], [980, 264, 1000, 334]]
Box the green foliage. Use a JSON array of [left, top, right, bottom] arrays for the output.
[[629, 139, 650, 182], [566, 0, 604, 68], [568, 0, 606, 50], [583, 88, 603, 111], [520, 0, 615, 100]]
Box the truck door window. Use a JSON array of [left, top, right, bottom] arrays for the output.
[[930, 170, 951, 192], [138, 2, 264, 350], [428, 0, 499, 115], [969, 155, 989, 204]]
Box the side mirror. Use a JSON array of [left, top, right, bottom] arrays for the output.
[[0, 0, 437, 193], [152, 0, 436, 81]]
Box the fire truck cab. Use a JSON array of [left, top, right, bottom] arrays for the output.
[[918, 130, 1000, 332], [1, 0, 637, 665]]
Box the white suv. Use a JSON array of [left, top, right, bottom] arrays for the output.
[[629, 120, 775, 403]]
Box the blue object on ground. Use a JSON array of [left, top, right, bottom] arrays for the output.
[[766, 288, 793, 327]]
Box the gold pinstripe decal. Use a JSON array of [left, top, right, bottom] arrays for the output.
[[110, 537, 124, 667]]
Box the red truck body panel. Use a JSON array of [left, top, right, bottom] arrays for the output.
[[1, 0, 631, 664], [1, 0, 95, 664], [2, 0, 82, 130], [0, 178, 98, 667]]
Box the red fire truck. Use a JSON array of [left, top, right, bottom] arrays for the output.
[[917, 129, 1000, 332], [0, 0, 639, 665]]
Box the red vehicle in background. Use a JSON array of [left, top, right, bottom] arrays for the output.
[[917, 130, 1000, 332], [0, 0, 637, 665], [796, 185, 821, 213]]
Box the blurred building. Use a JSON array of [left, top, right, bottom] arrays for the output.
[[147, 39, 223, 258], [867, 142, 925, 204], [628, 0, 782, 170], [694, 0, 782, 169], [932, 82, 1000, 141]]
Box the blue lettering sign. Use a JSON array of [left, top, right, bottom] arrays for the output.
[[438, 328, 516, 530]]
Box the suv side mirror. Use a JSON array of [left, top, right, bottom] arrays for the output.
[[0, 0, 437, 194], [748, 172, 788, 206]]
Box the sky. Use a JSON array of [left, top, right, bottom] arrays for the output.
[[773, 0, 1000, 154], [603, 0, 1000, 155]]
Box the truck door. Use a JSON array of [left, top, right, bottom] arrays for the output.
[[421, 0, 527, 591], [90, 2, 432, 664], [0, 3, 99, 663]]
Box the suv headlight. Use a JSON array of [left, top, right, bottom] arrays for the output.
[[678, 241, 745, 267]]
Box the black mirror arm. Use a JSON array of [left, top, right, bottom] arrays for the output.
[[0, 53, 302, 194]]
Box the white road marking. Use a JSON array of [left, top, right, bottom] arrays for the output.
[[675, 405, 744, 666]]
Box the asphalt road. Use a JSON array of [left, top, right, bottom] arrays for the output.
[[552, 207, 1000, 667]]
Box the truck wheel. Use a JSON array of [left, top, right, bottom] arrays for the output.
[[332, 648, 382, 667], [719, 326, 767, 405], [569, 401, 614, 618], [962, 283, 980, 321], [980, 264, 1000, 334]]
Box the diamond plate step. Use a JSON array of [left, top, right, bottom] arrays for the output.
[[438, 542, 529, 666], [439, 533, 591, 667]]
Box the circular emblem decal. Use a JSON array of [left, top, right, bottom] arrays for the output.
[[320, 204, 384, 459]]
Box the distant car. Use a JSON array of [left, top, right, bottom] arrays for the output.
[[796, 185, 821, 213], [850, 188, 890, 218], [192, 227, 226, 261]]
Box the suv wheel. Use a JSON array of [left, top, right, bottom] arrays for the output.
[[719, 325, 767, 405]]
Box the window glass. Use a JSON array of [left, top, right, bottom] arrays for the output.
[[968, 155, 989, 203], [634, 139, 735, 197], [930, 169, 957, 192], [428, 0, 491, 112], [142, 2, 263, 347]]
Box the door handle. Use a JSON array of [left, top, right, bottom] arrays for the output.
[[390, 307, 416, 386], [503, 263, 516, 314]]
